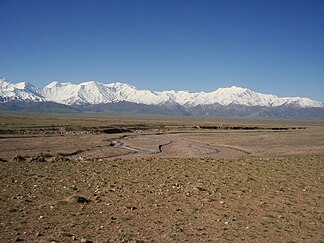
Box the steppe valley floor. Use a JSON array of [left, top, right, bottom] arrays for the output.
[[0, 114, 323, 242]]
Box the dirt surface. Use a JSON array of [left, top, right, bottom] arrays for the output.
[[98, 133, 248, 160], [1, 156, 323, 242], [0, 114, 323, 242], [1, 128, 323, 162]]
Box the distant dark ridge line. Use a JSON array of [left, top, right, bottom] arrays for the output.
[[195, 126, 306, 131], [0, 125, 307, 136]]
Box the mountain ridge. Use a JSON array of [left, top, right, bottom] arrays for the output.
[[1, 77, 322, 108], [1, 77, 324, 120]]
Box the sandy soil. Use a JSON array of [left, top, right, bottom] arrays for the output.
[[0, 132, 251, 162], [0, 115, 323, 242], [0, 156, 323, 242], [102, 133, 249, 161]]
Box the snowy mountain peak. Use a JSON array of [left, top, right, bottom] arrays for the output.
[[0, 78, 44, 102], [45, 81, 61, 88], [216, 86, 248, 94], [0, 77, 8, 82], [105, 82, 137, 91], [0, 77, 323, 108], [14, 81, 35, 90], [80, 80, 99, 86]]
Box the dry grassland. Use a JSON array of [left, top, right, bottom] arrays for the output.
[[0, 113, 323, 242]]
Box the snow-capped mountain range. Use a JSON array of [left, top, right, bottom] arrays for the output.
[[0, 77, 322, 108]]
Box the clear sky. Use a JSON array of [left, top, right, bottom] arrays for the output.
[[0, 0, 323, 101]]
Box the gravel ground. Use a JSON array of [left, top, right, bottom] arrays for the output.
[[0, 155, 323, 242]]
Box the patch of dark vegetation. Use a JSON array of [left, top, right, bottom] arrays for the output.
[[0, 157, 8, 162], [30, 156, 47, 162], [13, 155, 26, 162], [102, 128, 131, 134], [270, 127, 288, 130], [0, 129, 17, 134]]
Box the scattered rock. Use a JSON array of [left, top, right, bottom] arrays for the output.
[[78, 156, 86, 161], [126, 206, 137, 210], [13, 155, 25, 162], [60, 231, 73, 237], [80, 238, 92, 243], [65, 195, 91, 204], [9, 208, 17, 213], [52, 156, 70, 162], [109, 141, 118, 147], [71, 185, 78, 191], [30, 156, 46, 162], [195, 186, 208, 192]]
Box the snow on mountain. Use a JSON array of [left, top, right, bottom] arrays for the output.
[[103, 82, 168, 104], [180, 86, 323, 108], [0, 77, 323, 108], [40, 81, 166, 105], [0, 77, 45, 102], [40, 81, 324, 108]]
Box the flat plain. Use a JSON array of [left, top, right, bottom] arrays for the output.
[[0, 113, 323, 242]]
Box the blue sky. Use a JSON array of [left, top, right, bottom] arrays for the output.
[[0, 0, 323, 100]]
